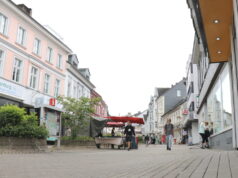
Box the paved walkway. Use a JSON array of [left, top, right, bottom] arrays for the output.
[[0, 145, 238, 178]]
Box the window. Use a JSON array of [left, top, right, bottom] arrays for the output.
[[0, 49, 4, 75], [207, 65, 232, 134], [16, 27, 26, 46], [0, 13, 7, 35], [47, 47, 53, 63], [177, 90, 181, 97], [54, 79, 60, 97], [67, 77, 72, 97], [56, 54, 62, 69], [73, 82, 77, 98], [33, 38, 41, 55], [44, 74, 50, 94], [29, 66, 38, 89], [12, 58, 23, 82]]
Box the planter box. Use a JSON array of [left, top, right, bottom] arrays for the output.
[[0, 137, 47, 151], [61, 140, 95, 146]]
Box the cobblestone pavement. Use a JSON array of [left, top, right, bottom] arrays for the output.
[[0, 145, 238, 178]]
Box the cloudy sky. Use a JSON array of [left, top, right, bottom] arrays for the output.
[[13, 0, 195, 116]]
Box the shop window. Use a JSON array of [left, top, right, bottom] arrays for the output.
[[207, 65, 232, 134]]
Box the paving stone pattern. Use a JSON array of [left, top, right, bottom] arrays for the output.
[[0, 145, 237, 178]]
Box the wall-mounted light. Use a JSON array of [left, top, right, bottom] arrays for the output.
[[217, 51, 222, 54], [213, 19, 220, 24], [216, 37, 221, 40]]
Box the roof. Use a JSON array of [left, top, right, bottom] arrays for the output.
[[161, 99, 187, 117]]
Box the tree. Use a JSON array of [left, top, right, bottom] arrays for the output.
[[57, 96, 100, 138]]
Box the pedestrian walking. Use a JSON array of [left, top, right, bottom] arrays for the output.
[[111, 127, 115, 137], [145, 135, 150, 146], [124, 121, 135, 151], [164, 119, 174, 151]]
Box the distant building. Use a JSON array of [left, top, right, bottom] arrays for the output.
[[133, 110, 147, 135], [161, 99, 187, 144], [65, 54, 95, 99], [91, 90, 108, 118], [155, 79, 187, 136]]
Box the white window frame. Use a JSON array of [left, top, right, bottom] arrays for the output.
[[54, 79, 60, 97], [33, 38, 41, 55], [44, 73, 50, 94], [16, 26, 26, 46], [47, 47, 53, 63], [0, 49, 5, 76], [67, 77, 72, 97], [0, 13, 8, 35], [12, 58, 23, 83], [29, 66, 39, 89], [56, 54, 62, 69], [177, 90, 181, 97]]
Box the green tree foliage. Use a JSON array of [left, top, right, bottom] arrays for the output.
[[57, 96, 100, 138], [0, 105, 48, 139]]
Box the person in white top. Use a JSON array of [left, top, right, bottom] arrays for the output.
[[204, 122, 210, 148], [198, 121, 205, 149]]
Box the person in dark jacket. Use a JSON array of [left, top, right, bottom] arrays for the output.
[[124, 121, 135, 151]]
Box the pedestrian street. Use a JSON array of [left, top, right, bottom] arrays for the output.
[[0, 145, 237, 178]]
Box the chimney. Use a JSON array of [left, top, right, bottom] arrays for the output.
[[17, 4, 32, 16]]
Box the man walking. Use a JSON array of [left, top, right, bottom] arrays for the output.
[[124, 121, 135, 151], [164, 119, 174, 150]]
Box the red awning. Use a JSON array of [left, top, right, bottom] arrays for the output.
[[106, 116, 144, 124], [106, 122, 125, 127]]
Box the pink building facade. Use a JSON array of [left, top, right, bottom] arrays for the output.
[[91, 89, 108, 118], [0, 1, 72, 137]]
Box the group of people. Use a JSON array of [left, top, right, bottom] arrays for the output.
[[143, 134, 159, 146], [199, 121, 213, 149]]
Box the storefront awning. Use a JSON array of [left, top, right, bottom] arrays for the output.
[[199, 0, 233, 63]]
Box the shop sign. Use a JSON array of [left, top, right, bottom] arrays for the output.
[[49, 98, 56, 106], [182, 109, 189, 115], [0, 78, 23, 99]]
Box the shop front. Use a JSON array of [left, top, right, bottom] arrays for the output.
[[206, 64, 233, 149]]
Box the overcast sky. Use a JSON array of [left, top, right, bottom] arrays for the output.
[[13, 0, 195, 116]]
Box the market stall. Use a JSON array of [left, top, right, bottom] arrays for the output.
[[90, 116, 144, 149]]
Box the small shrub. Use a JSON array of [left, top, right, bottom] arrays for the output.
[[0, 105, 25, 128], [0, 105, 48, 139]]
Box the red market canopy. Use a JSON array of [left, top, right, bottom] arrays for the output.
[[106, 122, 125, 127], [106, 116, 144, 124]]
